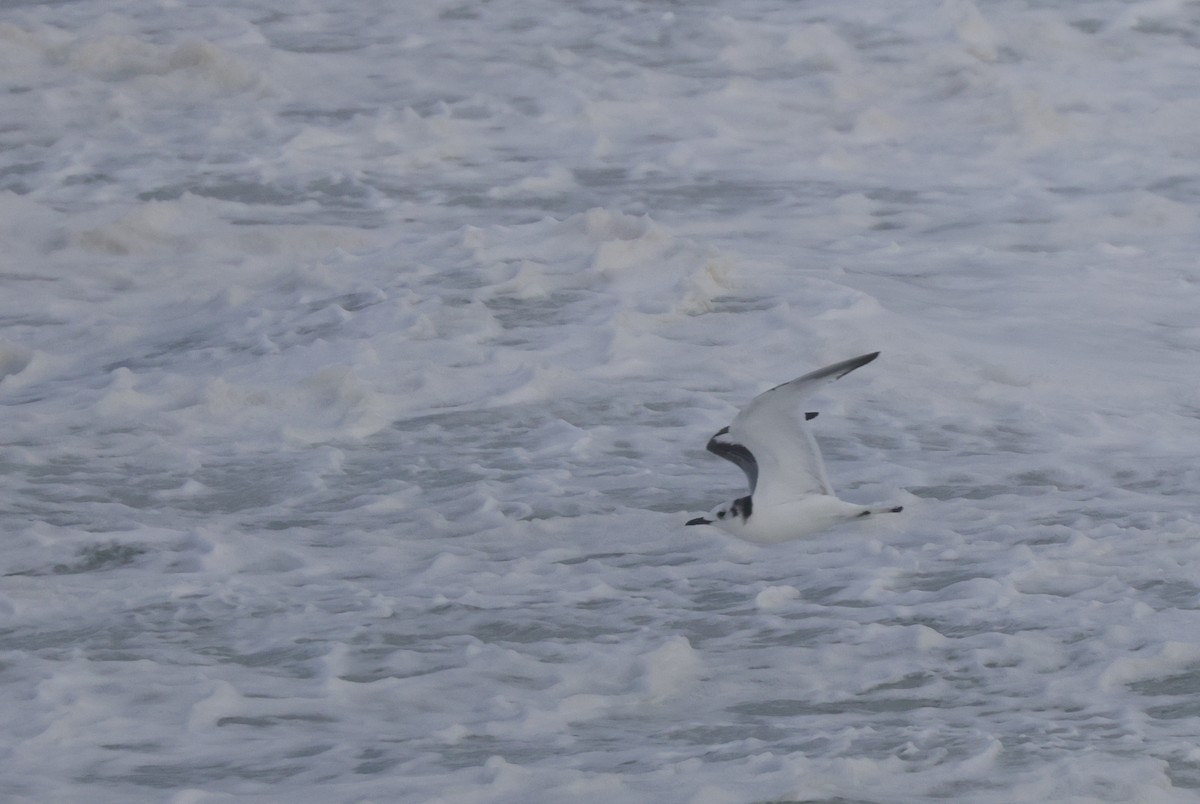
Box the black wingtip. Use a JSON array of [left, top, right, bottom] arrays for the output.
[[805, 411, 818, 420], [792, 351, 882, 386], [845, 351, 880, 374], [860, 504, 903, 518], [841, 351, 879, 372], [685, 517, 711, 526]]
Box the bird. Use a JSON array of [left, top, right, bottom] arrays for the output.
[[686, 351, 902, 542]]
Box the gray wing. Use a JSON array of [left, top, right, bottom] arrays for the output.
[[705, 412, 818, 495], [729, 352, 878, 508]]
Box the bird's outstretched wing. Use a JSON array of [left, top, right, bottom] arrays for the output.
[[726, 352, 878, 509], [706, 411, 819, 494]]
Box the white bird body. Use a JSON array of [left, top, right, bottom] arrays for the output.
[[687, 352, 901, 542]]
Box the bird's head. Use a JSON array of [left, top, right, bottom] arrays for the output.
[[686, 496, 750, 528]]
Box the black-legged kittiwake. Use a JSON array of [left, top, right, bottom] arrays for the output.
[[686, 351, 902, 542]]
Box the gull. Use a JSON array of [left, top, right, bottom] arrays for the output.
[[686, 351, 902, 542]]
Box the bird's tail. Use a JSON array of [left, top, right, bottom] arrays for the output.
[[856, 504, 903, 518]]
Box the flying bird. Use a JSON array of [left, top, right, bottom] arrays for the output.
[[687, 351, 902, 542]]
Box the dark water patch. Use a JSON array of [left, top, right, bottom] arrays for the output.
[[1166, 757, 1200, 789], [1144, 700, 1200, 720], [216, 713, 336, 728], [195, 644, 327, 677], [112, 760, 307, 788], [1132, 579, 1200, 610], [7, 541, 149, 576], [729, 696, 940, 717], [665, 722, 788, 745], [1130, 666, 1200, 698]]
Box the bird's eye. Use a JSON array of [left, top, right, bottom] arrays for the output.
[[717, 510, 726, 519]]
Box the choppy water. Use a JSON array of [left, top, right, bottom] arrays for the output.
[[5, 0, 1200, 801]]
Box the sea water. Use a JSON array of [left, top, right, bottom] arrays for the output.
[[4, 0, 1200, 801]]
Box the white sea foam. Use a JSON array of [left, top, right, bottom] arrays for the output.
[[5, 0, 1200, 801]]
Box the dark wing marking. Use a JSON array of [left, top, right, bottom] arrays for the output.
[[730, 494, 753, 522], [706, 426, 759, 493], [760, 352, 879, 395], [805, 411, 818, 420]]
